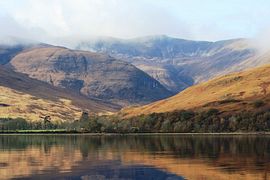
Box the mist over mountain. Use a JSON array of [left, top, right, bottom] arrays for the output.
[[1, 35, 270, 110], [73, 35, 263, 92], [1, 4, 270, 180]]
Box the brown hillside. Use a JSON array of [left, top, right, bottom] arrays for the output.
[[123, 64, 270, 117], [0, 66, 119, 121], [9, 46, 172, 106]]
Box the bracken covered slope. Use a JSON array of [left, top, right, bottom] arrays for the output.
[[122, 64, 270, 117], [0, 66, 119, 121]]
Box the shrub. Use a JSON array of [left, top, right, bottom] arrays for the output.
[[206, 108, 219, 116], [161, 120, 172, 132], [253, 100, 265, 108], [219, 99, 241, 104]]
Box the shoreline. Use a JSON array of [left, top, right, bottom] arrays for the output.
[[0, 131, 270, 136]]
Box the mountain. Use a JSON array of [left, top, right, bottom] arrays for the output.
[[7, 46, 172, 106], [122, 64, 270, 117], [74, 35, 261, 93], [0, 44, 28, 65], [0, 38, 50, 65], [0, 66, 119, 121]]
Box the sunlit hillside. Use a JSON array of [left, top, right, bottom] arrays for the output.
[[0, 66, 119, 121], [0, 86, 84, 122], [123, 64, 270, 117]]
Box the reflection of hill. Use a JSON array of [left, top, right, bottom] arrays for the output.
[[0, 141, 182, 179], [0, 135, 269, 179], [0, 146, 83, 179], [121, 152, 269, 180]]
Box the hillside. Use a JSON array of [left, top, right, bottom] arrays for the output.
[[122, 64, 270, 117], [0, 42, 50, 65], [8, 46, 172, 106], [0, 44, 26, 65], [74, 36, 260, 93], [0, 66, 119, 121]]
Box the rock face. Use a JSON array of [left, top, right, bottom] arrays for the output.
[[9, 46, 172, 105], [135, 63, 194, 92], [74, 36, 260, 93]]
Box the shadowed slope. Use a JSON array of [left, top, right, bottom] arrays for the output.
[[9, 46, 173, 106]]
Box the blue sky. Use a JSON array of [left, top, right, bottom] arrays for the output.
[[0, 0, 270, 42]]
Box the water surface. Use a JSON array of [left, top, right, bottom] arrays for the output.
[[0, 135, 269, 180]]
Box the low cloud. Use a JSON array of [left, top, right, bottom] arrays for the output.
[[1, 0, 270, 47], [250, 28, 270, 54], [0, 14, 49, 45], [0, 0, 194, 45]]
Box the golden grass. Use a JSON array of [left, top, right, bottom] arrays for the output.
[[0, 86, 82, 122], [123, 64, 270, 117], [0, 65, 119, 121]]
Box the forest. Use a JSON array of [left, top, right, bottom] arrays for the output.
[[1, 108, 270, 133]]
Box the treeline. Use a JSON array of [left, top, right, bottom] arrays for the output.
[[0, 117, 64, 131], [122, 109, 270, 133], [1, 109, 270, 133], [76, 108, 270, 133]]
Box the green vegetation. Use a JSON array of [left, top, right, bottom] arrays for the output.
[[123, 109, 270, 133], [1, 109, 270, 133], [253, 100, 265, 108], [0, 117, 66, 132], [218, 98, 241, 104]]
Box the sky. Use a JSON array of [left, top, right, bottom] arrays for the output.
[[0, 0, 270, 44]]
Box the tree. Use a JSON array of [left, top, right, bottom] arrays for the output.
[[87, 117, 102, 132], [161, 120, 172, 132], [253, 100, 265, 108]]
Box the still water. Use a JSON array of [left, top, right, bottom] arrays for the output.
[[0, 135, 269, 180]]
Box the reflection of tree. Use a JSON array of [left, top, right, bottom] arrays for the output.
[[78, 136, 103, 159], [1, 135, 270, 172], [0, 135, 270, 157]]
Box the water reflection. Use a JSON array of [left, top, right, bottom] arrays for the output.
[[0, 135, 269, 179]]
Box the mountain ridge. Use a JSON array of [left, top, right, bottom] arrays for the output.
[[74, 36, 260, 93], [7, 46, 173, 106]]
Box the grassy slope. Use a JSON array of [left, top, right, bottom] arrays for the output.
[[0, 86, 83, 122], [123, 64, 270, 117], [0, 66, 120, 121]]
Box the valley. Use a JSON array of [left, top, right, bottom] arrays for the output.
[[0, 36, 269, 133], [2, 1, 270, 180]]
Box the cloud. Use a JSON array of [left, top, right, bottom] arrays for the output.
[[247, 27, 270, 54], [0, 15, 32, 45], [1, 0, 270, 46], [0, 0, 194, 44]]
